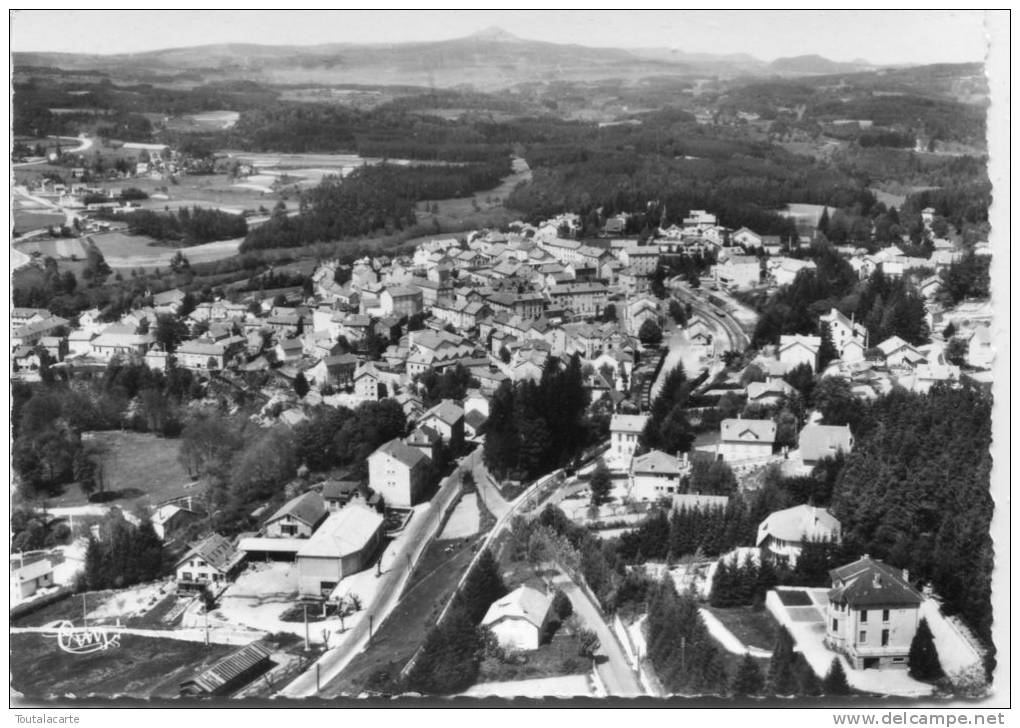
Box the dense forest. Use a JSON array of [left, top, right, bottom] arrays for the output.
[[100, 207, 248, 246], [240, 159, 508, 251], [831, 383, 994, 645], [482, 355, 591, 481]]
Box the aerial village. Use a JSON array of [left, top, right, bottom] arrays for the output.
[[11, 199, 993, 700]]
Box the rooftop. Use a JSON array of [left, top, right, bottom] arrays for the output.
[[296, 503, 384, 559]]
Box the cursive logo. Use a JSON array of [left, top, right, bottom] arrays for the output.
[[46, 621, 123, 654]]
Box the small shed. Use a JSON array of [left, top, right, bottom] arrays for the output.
[[179, 641, 273, 697]]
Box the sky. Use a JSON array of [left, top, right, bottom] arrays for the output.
[[10, 10, 990, 65]]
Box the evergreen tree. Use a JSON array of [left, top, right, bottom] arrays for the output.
[[817, 322, 839, 370], [817, 207, 830, 235], [908, 618, 944, 682], [731, 653, 765, 696], [589, 460, 613, 506], [293, 372, 310, 398], [455, 549, 507, 623], [822, 657, 851, 695], [766, 626, 799, 695]]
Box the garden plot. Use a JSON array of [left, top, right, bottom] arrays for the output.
[[85, 580, 176, 622]]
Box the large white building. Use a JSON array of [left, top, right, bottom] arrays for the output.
[[825, 556, 923, 670], [609, 414, 649, 467], [296, 504, 384, 597]]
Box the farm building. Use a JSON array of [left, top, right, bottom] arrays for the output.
[[175, 534, 246, 591]]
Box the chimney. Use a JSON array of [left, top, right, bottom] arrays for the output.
[[872, 573, 882, 588], [901, 568, 909, 583]]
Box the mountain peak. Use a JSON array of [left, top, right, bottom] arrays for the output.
[[466, 26, 522, 43]]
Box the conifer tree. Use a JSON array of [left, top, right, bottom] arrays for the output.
[[766, 626, 799, 695], [731, 653, 765, 696], [822, 657, 851, 695], [908, 618, 944, 682]]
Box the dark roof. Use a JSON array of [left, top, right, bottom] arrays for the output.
[[372, 438, 429, 469], [178, 533, 242, 573], [320, 480, 360, 500], [827, 556, 922, 607], [266, 491, 326, 528], [464, 409, 488, 430], [180, 641, 272, 695]]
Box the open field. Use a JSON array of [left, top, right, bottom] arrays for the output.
[[13, 236, 90, 259], [13, 210, 66, 232], [113, 173, 290, 215], [38, 431, 197, 509], [10, 632, 235, 700], [88, 229, 245, 270], [164, 110, 240, 131]]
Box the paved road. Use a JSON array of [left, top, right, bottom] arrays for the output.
[[279, 448, 480, 697], [552, 571, 644, 697]]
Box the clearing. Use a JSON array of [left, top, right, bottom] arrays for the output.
[[463, 673, 593, 698], [475, 628, 590, 687], [37, 431, 197, 509], [10, 632, 236, 700], [438, 492, 480, 539], [90, 230, 244, 270]]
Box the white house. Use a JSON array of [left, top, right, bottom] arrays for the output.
[[368, 438, 430, 508], [875, 336, 925, 368], [419, 399, 465, 443], [175, 534, 245, 591], [756, 505, 841, 566], [296, 503, 384, 597], [718, 418, 777, 461], [629, 450, 688, 501], [819, 308, 868, 357], [609, 414, 649, 467], [779, 334, 821, 372], [825, 556, 923, 670], [10, 556, 55, 605], [481, 585, 554, 652]]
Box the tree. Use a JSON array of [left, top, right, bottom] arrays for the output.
[[945, 337, 969, 367], [730, 653, 765, 696], [638, 319, 663, 347], [552, 589, 573, 620], [589, 460, 613, 506], [601, 303, 617, 323], [154, 314, 189, 354], [293, 372, 310, 398], [817, 323, 839, 370], [907, 618, 944, 682], [766, 626, 799, 695], [822, 657, 851, 695], [817, 207, 830, 236], [577, 628, 600, 659]]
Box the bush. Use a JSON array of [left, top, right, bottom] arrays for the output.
[[552, 589, 573, 620]]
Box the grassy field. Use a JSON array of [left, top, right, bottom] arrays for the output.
[[13, 210, 66, 232], [40, 431, 197, 509], [10, 632, 235, 700], [88, 229, 244, 270], [703, 605, 780, 652]]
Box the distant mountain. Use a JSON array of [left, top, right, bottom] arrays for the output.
[[769, 54, 874, 75]]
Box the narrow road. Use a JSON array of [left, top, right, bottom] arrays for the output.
[[552, 571, 644, 697], [279, 448, 480, 697]]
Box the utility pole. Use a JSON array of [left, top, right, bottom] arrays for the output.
[[303, 603, 310, 651], [315, 663, 320, 693], [82, 593, 87, 627], [368, 614, 374, 644]]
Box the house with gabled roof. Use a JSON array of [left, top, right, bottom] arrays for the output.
[[630, 450, 689, 501], [481, 585, 554, 651], [175, 534, 245, 591], [820, 308, 868, 358], [368, 438, 430, 507], [756, 505, 841, 566], [779, 334, 821, 372], [825, 555, 923, 670], [718, 418, 776, 460], [419, 398, 465, 443], [875, 336, 926, 368], [264, 491, 327, 539]]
